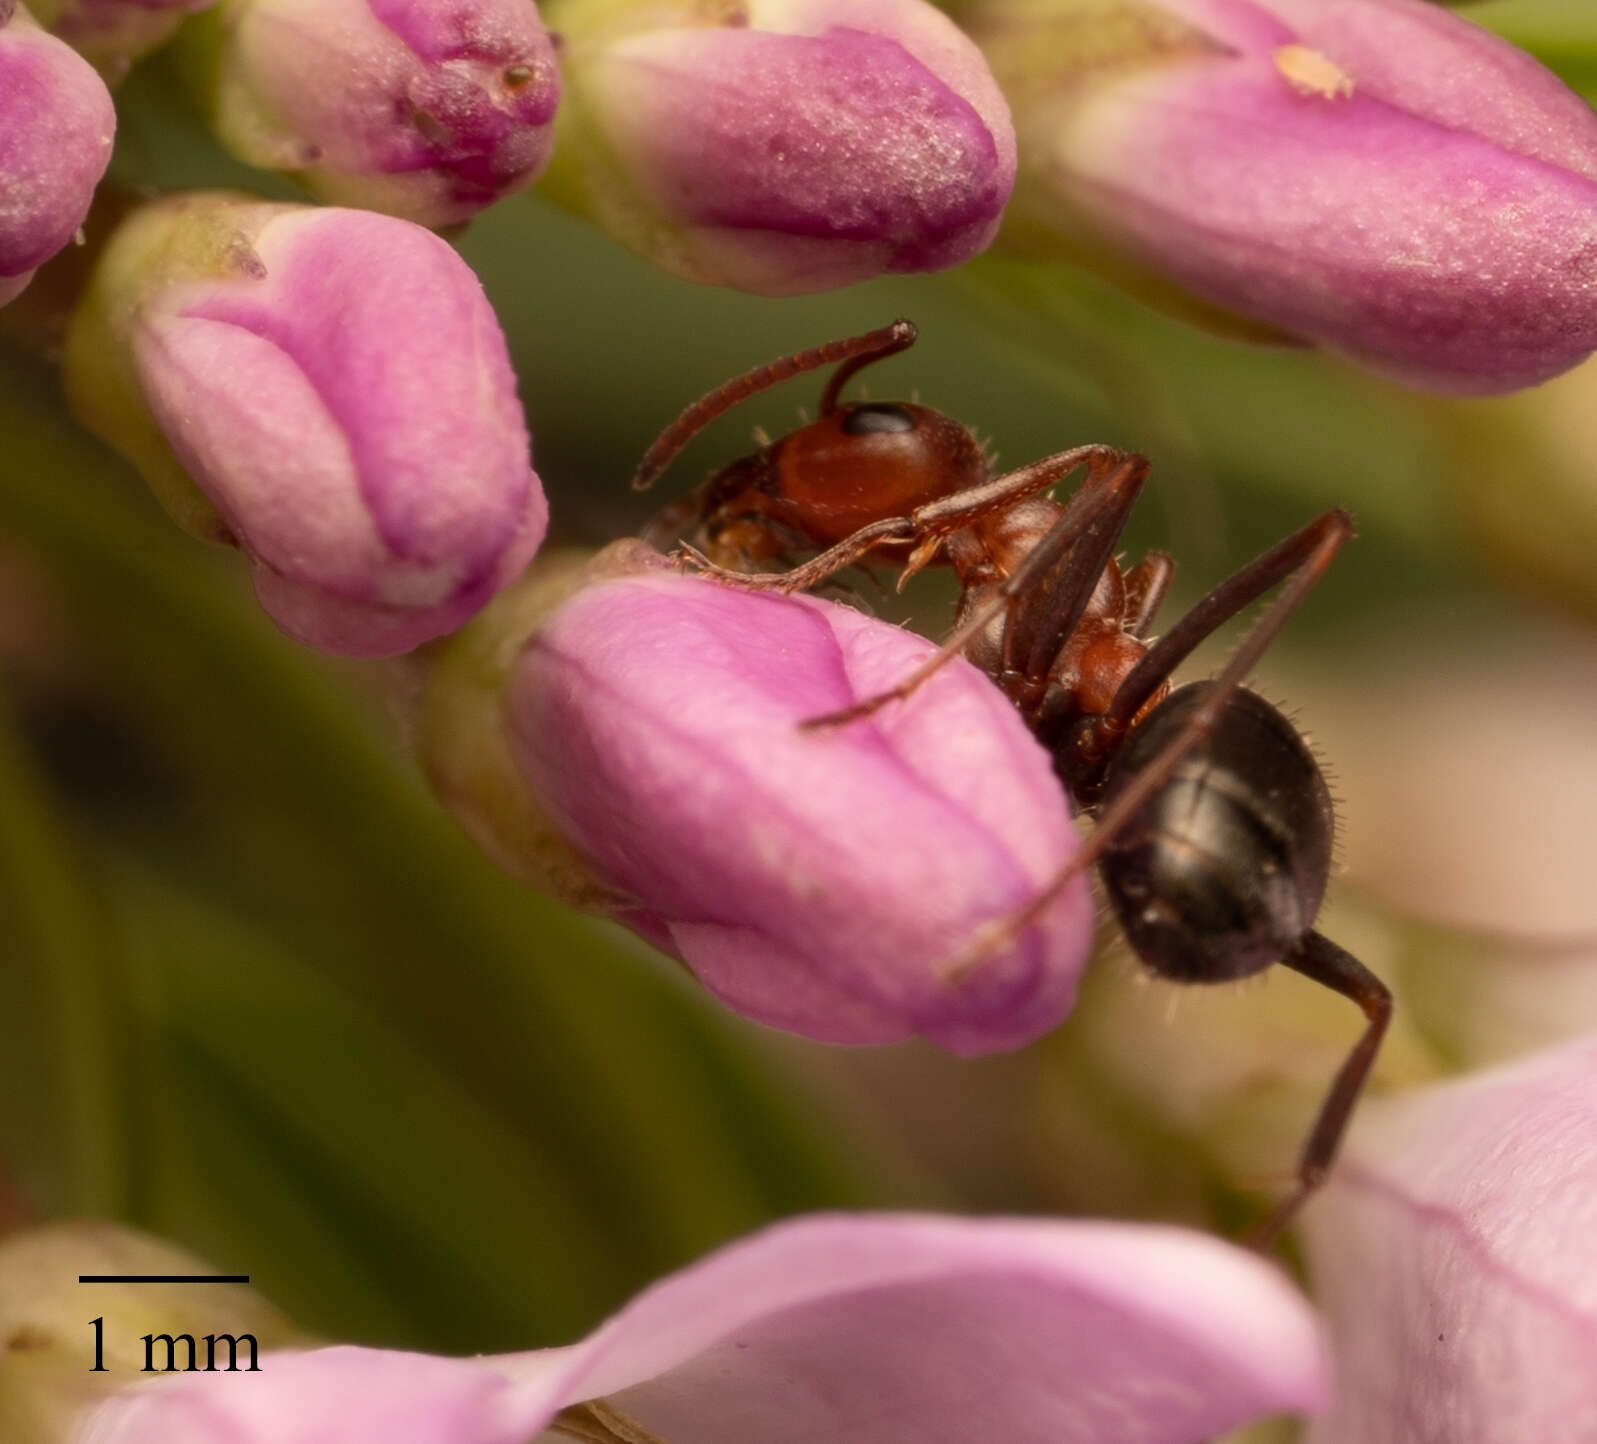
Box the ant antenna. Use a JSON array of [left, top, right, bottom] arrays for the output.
[[632, 320, 918, 492]]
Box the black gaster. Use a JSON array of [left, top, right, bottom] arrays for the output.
[[1094, 682, 1334, 983]]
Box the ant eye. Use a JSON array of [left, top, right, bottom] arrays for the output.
[[842, 404, 916, 436]]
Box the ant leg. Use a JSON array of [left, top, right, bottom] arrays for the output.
[[946, 509, 1351, 972], [633, 320, 917, 492], [1122, 550, 1175, 638], [1095, 509, 1352, 743], [1006, 457, 1153, 688], [1249, 931, 1392, 1249], [887, 443, 1140, 592], [674, 516, 917, 594], [804, 454, 1150, 729], [1070, 508, 1351, 871], [909, 444, 1131, 540]]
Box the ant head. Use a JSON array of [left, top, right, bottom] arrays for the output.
[[637, 322, 995, 561], [685, 399, 988, 561], [758, 401, 988, 545]]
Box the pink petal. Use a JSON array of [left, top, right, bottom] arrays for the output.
[[78, 1216, 1330, 1443], [529, 1214, 1331, 1444], [1302, 1034, 1597, 1443]]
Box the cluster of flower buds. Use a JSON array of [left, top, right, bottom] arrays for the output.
[[10, 0, 1028, 665], [0, 2, 115, 308], [976, 0, 1597, 392], [12, 0, 1597, 675], [13, 0, 1597, 391]]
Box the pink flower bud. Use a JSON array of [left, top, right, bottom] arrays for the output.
[[64, 195, 547, 656], [1302, 1034, 1597, 1443], [29, 0, 214, 83], [499, 546, 1090, 1053], [0, 2, 115, 304], [546, 0, 1015, 293], [196, 0, 560, 227], [982, 0, 1597, 393]]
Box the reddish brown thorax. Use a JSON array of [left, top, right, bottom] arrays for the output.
[[951, 521, 1166, 738], [1053, 573, 1162, 720]]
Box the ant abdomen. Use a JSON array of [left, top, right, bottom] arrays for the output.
[[1094, 683, 1335, 985]]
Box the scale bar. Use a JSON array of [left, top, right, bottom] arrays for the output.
[[79, 1274, 250, 1284]]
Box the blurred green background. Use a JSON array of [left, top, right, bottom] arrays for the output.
[[2, 7, 1596, 1365]]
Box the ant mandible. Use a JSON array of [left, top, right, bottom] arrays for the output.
[[633, 320, 1392, 1246]]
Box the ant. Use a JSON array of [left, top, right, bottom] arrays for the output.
[[633, 320, 1391, 1246]]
